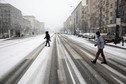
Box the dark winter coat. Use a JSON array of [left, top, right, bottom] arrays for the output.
[[44, 33, 50, 41]]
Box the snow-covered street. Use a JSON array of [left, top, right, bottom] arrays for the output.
[[0, 35, 45, 80], [0, 34, 126, 84]]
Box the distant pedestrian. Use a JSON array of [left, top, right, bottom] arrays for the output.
[[91, 31, 107, 64], [44, 31, 51, 47], [122, 37, 124, 46]]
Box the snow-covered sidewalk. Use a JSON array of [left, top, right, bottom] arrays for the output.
[[107, 42, 126, 49], [82, 36, 126, 49], [64, 35, 126, 59]]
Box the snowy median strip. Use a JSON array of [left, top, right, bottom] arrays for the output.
[[18, 34, 54, 84], [18, 47, 50, 84], [62, 44, 86, 84]]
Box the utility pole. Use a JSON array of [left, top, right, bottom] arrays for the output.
[[99, 0, 102, 33], [74, 17, 76, 35], [115, 0, 120, 44]]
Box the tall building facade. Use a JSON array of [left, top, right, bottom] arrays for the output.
[[64, 1, 88, 35], [64, 16, 72, 34], [40, 22, 44, 34], [0, 3, 45, 38], [23, 16, 45, 34], [88, 0, 126, 36], [119, 0, 126, 36], [21, 18, 31, 35], [0, 3, 23, 37], [23, 16, 36, 34], [64, 0, 126, 36]]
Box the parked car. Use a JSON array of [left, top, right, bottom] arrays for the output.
[[88, 33, 95, 39], [78, 33, 83, 37], [102, 33, 122, 43], [2, 33, 9, 38], [82, 33, 90, 38]]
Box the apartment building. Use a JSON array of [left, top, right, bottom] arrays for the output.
[[119, 0, 126, 36], [0, 3, 42, 37], [40, 22, 44, 34], [88, 0, 126, 36], [0, 3, 23, 37], [23, 16, 36, 34], [64, 16, 72, 34], [23, 16, 44, 34], [64, 0, 126, 36], [21, 18, 31, 35], [64, 1, 87, 35], [83, 6, 89, 33]]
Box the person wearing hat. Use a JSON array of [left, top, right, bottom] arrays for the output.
[[91, 31, 107, 64], [44, 31, 51, 47]]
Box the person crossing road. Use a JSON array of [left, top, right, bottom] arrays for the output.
[[91, 31, 107, 64], [44, 31, 51, 47]]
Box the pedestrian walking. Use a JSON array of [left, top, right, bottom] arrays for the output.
[[44, 31, 51, 47], [122, 37, 124, 46], [91, 31, 107, 64]]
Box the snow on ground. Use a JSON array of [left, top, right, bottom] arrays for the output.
[[0, 39, 7, 42], [65, 35, 126, 59], [0, 34, 53, 80], [107, 42, 126, 48], [18, 35, 55, 84]]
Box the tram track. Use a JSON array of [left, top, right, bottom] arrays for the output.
[[58, 35, 104, 84], [0, 34, 125, 84], [57, 34, 126, 84], [48, 36, 59, 84], [56, 35, 82, 84], [62, 35, 126, 77]]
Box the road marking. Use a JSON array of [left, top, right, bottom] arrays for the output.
[[111, 75, 124, 84], [62, 45, 86, 84], [64, 56, 76, 84]]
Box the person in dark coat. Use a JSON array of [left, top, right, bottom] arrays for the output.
[[44, 31, 51, 47], [91, 31, 107, 64]]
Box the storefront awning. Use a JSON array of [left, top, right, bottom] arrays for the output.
[[107, 23, 126, 27], [106, 24, 116, 28]]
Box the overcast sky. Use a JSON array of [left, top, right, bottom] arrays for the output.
[[2, 0, 86, 31]]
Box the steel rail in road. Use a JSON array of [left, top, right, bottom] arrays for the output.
[[56, 35, 87, 84], [57, 34, 126, 84], [62, 35, 126, 76], [47, 36, 59, 84]]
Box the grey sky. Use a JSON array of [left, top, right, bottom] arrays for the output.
[[2, 0, 86, 30]]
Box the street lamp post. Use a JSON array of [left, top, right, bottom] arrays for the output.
[[115, 0, 120, 44], [74, 17, 76, 35]]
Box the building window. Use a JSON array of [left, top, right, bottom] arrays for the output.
[[106, 21, 108, 24], [121, 18, 124, 22], [82, 15, 84, 18], [82, 10, 84, 13], [110, 12, 113, 16], [110, 3, 113, 8], [110, 20, 113, 24]]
